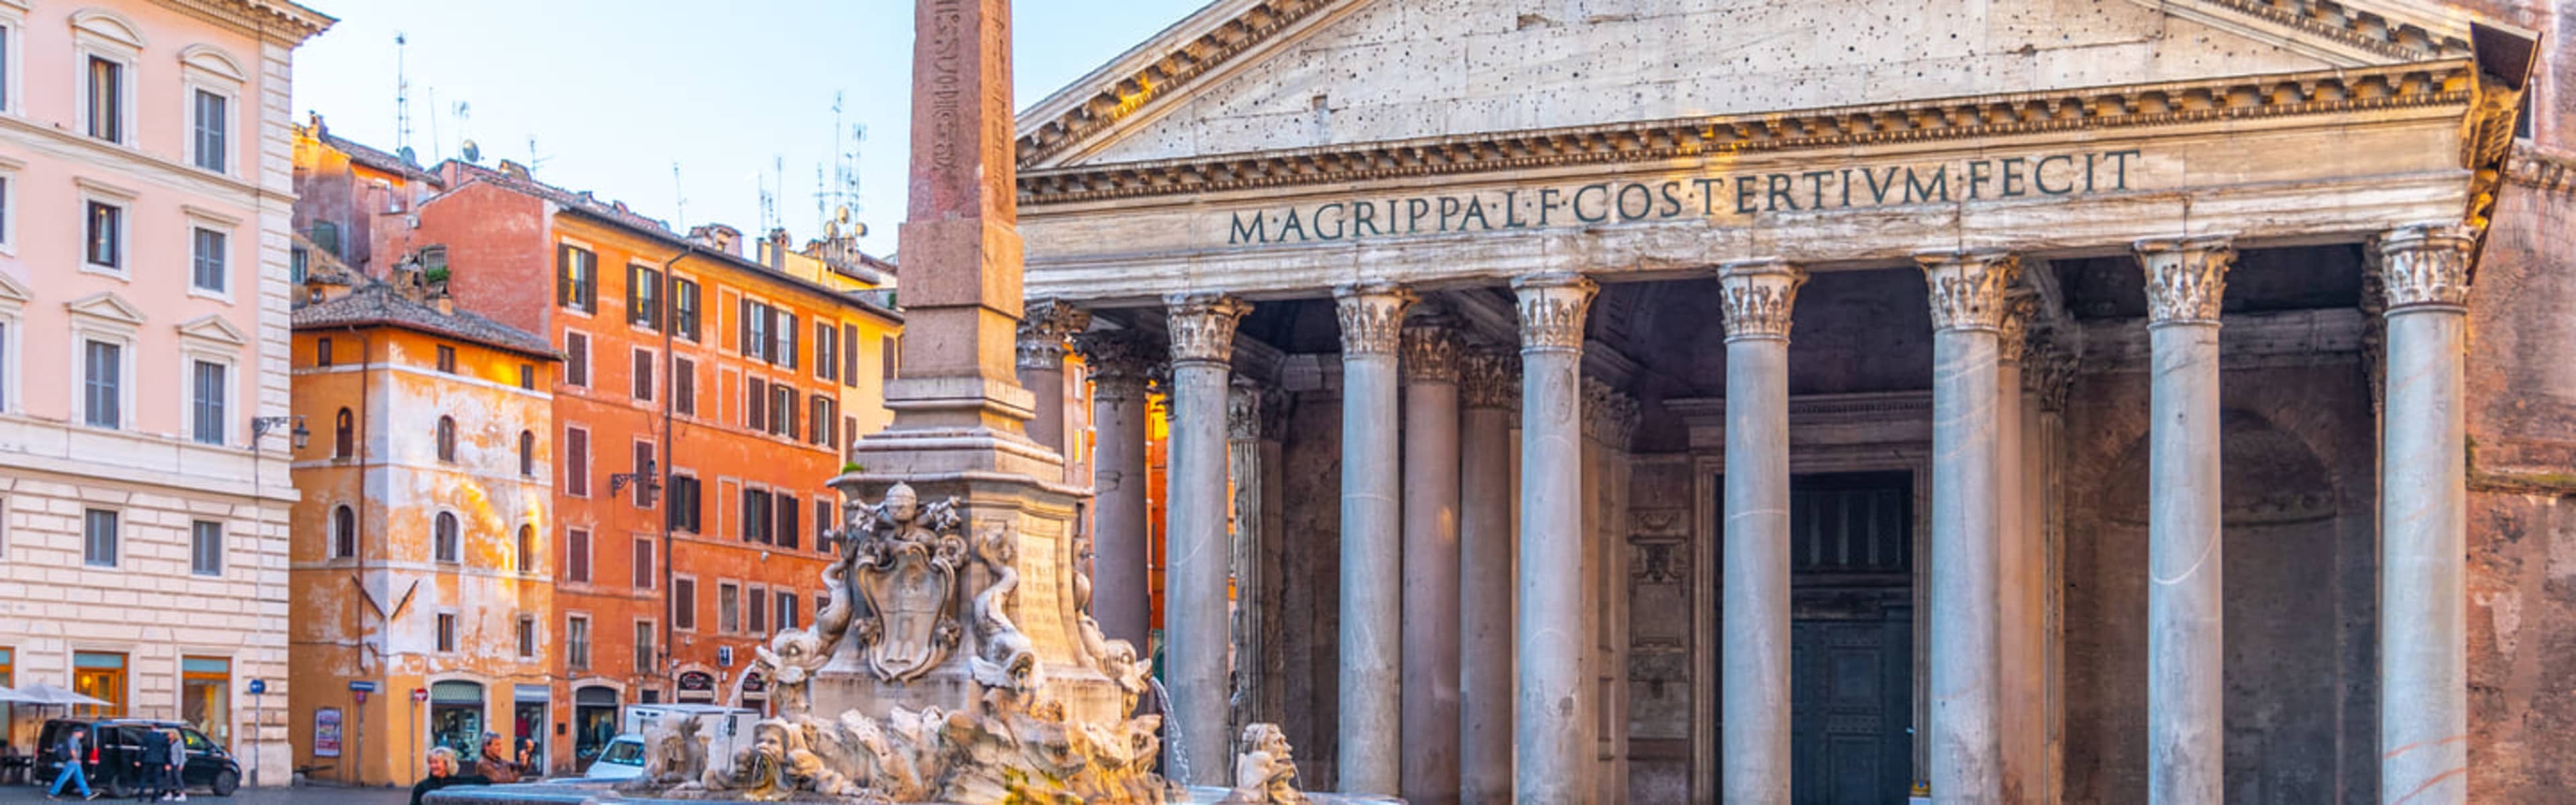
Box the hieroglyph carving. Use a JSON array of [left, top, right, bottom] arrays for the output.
[[847, 482, 969, 684], [1016, 300, 1093, 369], [1400, 321, 1463, 384], [1715, 260, 1807, 341], [2136, 236, 2237, 325], [1333, 283, 1417, 356], [1915, 251, 2023, 332], [1458, 347, 1520, 410], [2375, 222, 2477, 310], [1167, 293, 1253, 365], [1513, 273, 1597, 352]]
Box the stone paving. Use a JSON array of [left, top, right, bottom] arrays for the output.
[[0, 784, 412, 805]]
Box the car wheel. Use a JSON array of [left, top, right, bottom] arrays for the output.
[[101, 777, 129, 800], [211, 770, 238, 797]]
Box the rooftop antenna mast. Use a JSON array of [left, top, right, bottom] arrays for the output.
[[818, 91, 868, 237], [758, 155, 781, 236], [394, 32, 414, 164], [427, 87, 441, 165], [672, 162, 688, 227]]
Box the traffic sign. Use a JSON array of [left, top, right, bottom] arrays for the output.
[[347, 681, 380, 692], [248, 679, 267, 696], [412, 687, 429, 704]]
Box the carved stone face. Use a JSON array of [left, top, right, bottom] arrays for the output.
[[883, 484, 918, 523]]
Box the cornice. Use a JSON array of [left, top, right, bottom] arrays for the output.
[[2504, 143, 2575, 197], [1020, 61, 2474, 206], [2186, 0, 2469, 62], [1015, 0, 1344, 169], [163, 0, 337, 44]]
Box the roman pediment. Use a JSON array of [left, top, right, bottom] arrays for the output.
[[65, 292, 148, 327], [176, 314, 251, 347], [1018, 0, 2475, 169]]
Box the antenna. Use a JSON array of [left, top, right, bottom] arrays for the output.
[[758, 155, 780, 236], [672, 162, 688, 227], [452, 101, 473, 161], [819, 91, 867, 231], [394, 32, 412, 162], [427, 87, 441, 165], [526, 137, 552, 174]]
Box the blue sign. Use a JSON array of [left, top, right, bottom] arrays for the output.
[[348, 681, 380, 693], [248, 679, 267, 695]]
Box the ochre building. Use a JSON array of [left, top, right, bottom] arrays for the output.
[[1005, 1, 2573, 802]]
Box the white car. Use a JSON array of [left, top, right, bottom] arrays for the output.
[[583, 734, 647, 780]]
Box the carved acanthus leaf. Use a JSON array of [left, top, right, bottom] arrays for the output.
[[1015, 301, 1093, 369], [1227, 378, 1265, 442], [1333, 283, 1416, 356], [1072, 329, 1165, 392], [1581, 376, 1640, 447], [1400, 320, 1463, 384], [2375, 222, 2477, 310], [1915, 251, 2021, 332], [2136, 237, 2236, 325], [1715, 260, 1805, 341], [1513, 273, 1597, 352], [1998, 292, 2037, 363], [1166, 294, 1252, 364], [1458, 347, 1521, 410]]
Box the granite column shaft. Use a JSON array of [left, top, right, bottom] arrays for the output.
[[2139, 237, 2233, 804], [1074, 331, 1161, 648], [1163, 294, 1250, 786], [1512, 273, 1597, 804], [2375, 223, 2476, 805], [1401, 323, 1464, 804], [1917, 251, 2018, 804], [1334, 284, 1415, 796], [1717, 260, 1805, 805], [1458, 348, 1519, 804]]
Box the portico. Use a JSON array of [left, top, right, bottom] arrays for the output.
[[1011, 1, 2537, 802]]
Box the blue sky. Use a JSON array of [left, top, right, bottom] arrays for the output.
[[291, 1, 1212, 256]]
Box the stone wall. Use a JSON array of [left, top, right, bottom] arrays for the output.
[[1277, 387, 1344, 788]]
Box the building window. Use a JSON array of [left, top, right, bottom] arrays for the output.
[[191, 360, 227, 445], [436, 344, 457, 374], [816, 322, 839, 382], [83, 340, 121, 428], [672, 578, 697, 631], [566, 616, 592, 670], [519, 364, 535, 390], [180, 657, 231, 747], [809, 395, 835, 447], [746, 378, 767, 431], [189, 521, 222, 576], [334, 407, 355, 458], [330, 504, 356, 559], [558, 245, 597, 313], [516, 525, 535, 573], [842, 324, 861, 388], [747, 586, 768, 635], [433, 511, 461, 563], [566, 528, 592, 583], [516, 616, 536, 659], [776, 312, 800, 370], [883, 335, 900, 381], [72, 652, 125, 718], [672, 279, 701, 341], [674, 357, 698, 416], [775, 495, 800, 550], [519, 431, 536, 476], [191, 89, 228, 171], [191, 228, 227, 293], [435, 613, 458, 653], [814, 499, 834, 551], [777, 590, 800, 631], [717, 582, 740, 634], [742, 300, 771, 362], [290, 244, 306, 285], [435, 416, 458, 463], [741, 488, 771, 544], [0, 23, 11, 113], [86, 56, 122, 142], [667, 475, 702, 533], [631, 348, 655, 401], [84, 201, 121, 270], [565, 427, 590, 497], [564, 331, 590, 386], [627, 265, 662, 331], [632, 441, 656, 506], [772, 384, 799, 439], [633, 621, 657, 675], [631, 537, 654, 590], [317, 338, 334, 367], [82, 508, 117, 567]]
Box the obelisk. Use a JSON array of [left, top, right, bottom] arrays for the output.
[[820, 0, 1118, 724]]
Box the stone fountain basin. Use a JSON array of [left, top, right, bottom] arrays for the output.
[[425, 779, 1404, 805]]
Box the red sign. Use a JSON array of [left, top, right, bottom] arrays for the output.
[[412, 688, 429, 704], [352, 690, 368, 704]]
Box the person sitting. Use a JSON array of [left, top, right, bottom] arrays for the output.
[[409, 747, 489, 805], [472, 733, 521, 784]]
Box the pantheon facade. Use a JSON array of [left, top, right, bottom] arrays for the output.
[[1001, 1, 2573, 802]]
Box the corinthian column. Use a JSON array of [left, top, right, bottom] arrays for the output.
[[2136, 236, 2233, 805], [1335, 282, 1416, 796], [1512, 272, 1597, 804], [1995, 292, 2043, 805], [1401, 319, 1465, 804], [1016, 301, 1091, 475], [1458, 346, 1519, 804], [1163, 292, 1250, 786], [1715, 258, 1806, 804], [1227, 377, 1268, 739], [1073, 330, 1163, 648], [1915, 250, 2019, 805], [2375, 223, 2476, 805]]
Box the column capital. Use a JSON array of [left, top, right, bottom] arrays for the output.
[[2135, 236, 2235, 326], [2025, 329, 2080, 412], [1165, 293, 1252, 366], [1715, 259, 1808, 341], [1015, 300, 1093, 370], [1997, 292, 2037, 364], [1072, 329, 1165, 384], [1460, 347, 1521, 411], [2375, 221, 2477, 311], [1915, 250, 2023, 333], [1401, 319, 1465, 385], [1334, 282, 1419, 356], [1227, 377, 1265, 443], [1581, 376, 1641, 447], [1513, 272, 1599, 352]]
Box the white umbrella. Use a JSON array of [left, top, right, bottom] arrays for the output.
[[0, 682, 111, 707]]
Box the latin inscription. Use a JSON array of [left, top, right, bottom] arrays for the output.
[[1225, 150, 2141, 246]]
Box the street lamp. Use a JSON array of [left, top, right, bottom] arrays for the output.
[[251, 416, 309, 450], [610, 454, 661, 507]]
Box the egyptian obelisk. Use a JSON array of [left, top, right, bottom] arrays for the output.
[[817, 0, 1117, 724]]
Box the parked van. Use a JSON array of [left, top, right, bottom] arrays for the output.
[[37, 718, 243, 797], [580, 705, 756, 781]]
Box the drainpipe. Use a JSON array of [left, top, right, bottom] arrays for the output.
[[657, 249, 688, 696]]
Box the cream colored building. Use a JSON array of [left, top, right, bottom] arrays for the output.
[[0, 0, 332, 788]]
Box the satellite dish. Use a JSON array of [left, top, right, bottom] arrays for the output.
[[460, 139, 481, 164], [396, 146, 418, 166]]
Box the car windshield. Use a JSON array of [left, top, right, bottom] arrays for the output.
[[181, 729, 215, 752], [601, 741, 645, 765]]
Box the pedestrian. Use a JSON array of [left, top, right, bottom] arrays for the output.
[[472, 733, 519, 784], [408, 747, 488, 805], [46, 727, 95, 800], [137, 728, 170, 802], [162, 731, 186, 802]]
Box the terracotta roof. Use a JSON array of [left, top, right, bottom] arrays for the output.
[[443, 161, 675, 235], [319, 130, 444, 186], [293, 279, 559, 360]]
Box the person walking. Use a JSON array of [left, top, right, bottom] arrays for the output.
[[162, 731, 186, 802], [46, 727, 95, 800], [138, 728, 171, 802]]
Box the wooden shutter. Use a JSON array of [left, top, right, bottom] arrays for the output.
[[747, 378, 767, 431], [843, 324, 861, 388], [740, 299, 756, 357], [777, 496, 800, 549], [557, 245, 574, 307]]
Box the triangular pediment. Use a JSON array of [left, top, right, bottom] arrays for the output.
[[1019, 0, 2475, 168], [0, 270, 30, 305], [65, 292, 147, 326], [176, 314, 250, 346]]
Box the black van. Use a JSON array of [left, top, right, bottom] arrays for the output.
[[36, 719, 242, 798]]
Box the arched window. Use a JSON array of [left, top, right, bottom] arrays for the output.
[[436, 416, 458, 463], [519, 431, 536, 476], [333, 408, 354, 458], [433, 511, 461, 563], [517, 525, 536, 573], [330, 504, 356, 559]]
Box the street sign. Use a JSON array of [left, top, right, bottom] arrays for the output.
[[248, 679, 267, 696], [413, 687, 429, 704], [348, 681, 380, 692]]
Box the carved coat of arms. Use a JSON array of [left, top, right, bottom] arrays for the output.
[[843, 482, 967, 683]]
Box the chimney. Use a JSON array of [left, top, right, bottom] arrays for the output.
[[434, 294, 455, 316]]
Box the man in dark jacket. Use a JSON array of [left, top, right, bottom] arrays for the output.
[[472, 733, 520, 784]]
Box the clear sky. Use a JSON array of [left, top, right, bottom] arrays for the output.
[[290, 1, 1212, 256]]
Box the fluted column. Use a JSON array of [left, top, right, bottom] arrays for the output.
[[1016, 301, 1092, 473], [1335, 282, 1417, 796], [1995, 292, 2042, 805], [1163, 292, 1250, 786], [1073, 330, 1163, 648], [1915, 250, 2019, 804], [1458, 347, 1520, 804], [1513, 272, 1597, 804], [1401, 319, 1466, 804], [1715, 258, 1806, 804], [1227, 377, 1268, 739], [2136, 237, 2233, 804], [2375, 223, 2476, 805]]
